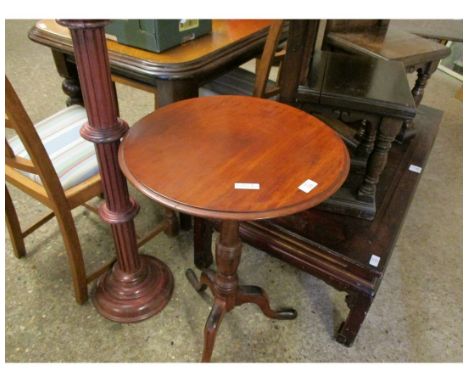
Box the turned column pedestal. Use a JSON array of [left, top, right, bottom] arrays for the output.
[[58, 19, 174, 322]]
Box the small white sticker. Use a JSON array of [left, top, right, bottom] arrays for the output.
[[409, 164, 422, 173], [369, 254, 381, 267], [298, 179, 318, 193], [234, 183, 260, 190]]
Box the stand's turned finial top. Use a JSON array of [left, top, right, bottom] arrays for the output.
[[57, 19, 110, 29]]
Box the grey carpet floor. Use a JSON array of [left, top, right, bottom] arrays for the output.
[[4, 20, 463, 362]]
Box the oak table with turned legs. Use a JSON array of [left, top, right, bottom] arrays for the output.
[[118, 95, 350, 362]]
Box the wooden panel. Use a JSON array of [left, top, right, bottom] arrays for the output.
[[326, 20, 389, 33], [304, 51, 416, 119]]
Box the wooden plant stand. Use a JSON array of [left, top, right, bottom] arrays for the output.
[[58, 20, 174, 323]]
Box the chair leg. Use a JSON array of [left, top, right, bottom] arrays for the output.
[[5, 186, 26, 259], [54, 208, 88, 304]]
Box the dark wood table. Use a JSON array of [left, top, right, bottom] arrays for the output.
[[324, 23, 450, 130], [239, 105, 442, 346], [194, 105, 442, 347], [298, 50, 416, 219], [29, 19, 273, 108], [118, 95, 350, 361]]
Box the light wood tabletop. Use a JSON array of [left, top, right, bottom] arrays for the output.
[[29, 19, 274, 78]]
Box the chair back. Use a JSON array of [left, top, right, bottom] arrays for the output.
[[278, 20, 320, 103], [5, 76, 68, 206], [253, 20, 285, 98]]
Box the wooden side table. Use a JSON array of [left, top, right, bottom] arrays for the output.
[[118, 95, 350, 361], [324, 23, 451, 102], [323, 23, 450, 139], [298, 51, 416, 219]]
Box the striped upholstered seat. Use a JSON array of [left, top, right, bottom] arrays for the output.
[[8, 105, 99, 190]]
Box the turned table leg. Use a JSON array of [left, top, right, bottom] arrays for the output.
[[187, 220, 296, 362], [358, 117, 401, 204], [398, 60, 439, 142], [336, 292, 373, 347], [52, 50, 83, 106], [52, 49, 121, 116], [411, 61, 439, 107], [355, 119, 378, 160]]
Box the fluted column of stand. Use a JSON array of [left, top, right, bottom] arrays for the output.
[[58, 19, 174, 322]]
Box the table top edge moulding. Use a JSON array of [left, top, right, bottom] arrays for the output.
[[118, 95, 350, 221], [29, 19, 274, 80]]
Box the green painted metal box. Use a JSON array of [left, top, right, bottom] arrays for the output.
[[105, 19, 212, 53]]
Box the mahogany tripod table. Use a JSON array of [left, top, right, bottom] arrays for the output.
[[118, 96, 350, 362]]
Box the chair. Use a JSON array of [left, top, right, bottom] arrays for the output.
[[5, 76, 111, 304], [200, 20, 286, 99], [6, 76, 175, 305]]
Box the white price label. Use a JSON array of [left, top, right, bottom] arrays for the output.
[[298, 179, 318, 193], [369, 254, 381, 267], [234, 183, 260, 190], [408, 164, 422, 173]]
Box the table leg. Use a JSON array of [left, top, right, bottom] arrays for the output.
[[336, 292, 373, 347], [357, 117, 401, 204], [398, 60, 439, 142], [187, 220, 297, 362], [354, 119, 378, 160], [156, 78, 199, 231], [412, 60, 439, 107], [52, 50, 83, 106]]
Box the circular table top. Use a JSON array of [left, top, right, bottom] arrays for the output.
[[119, 96, 349, 220]]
